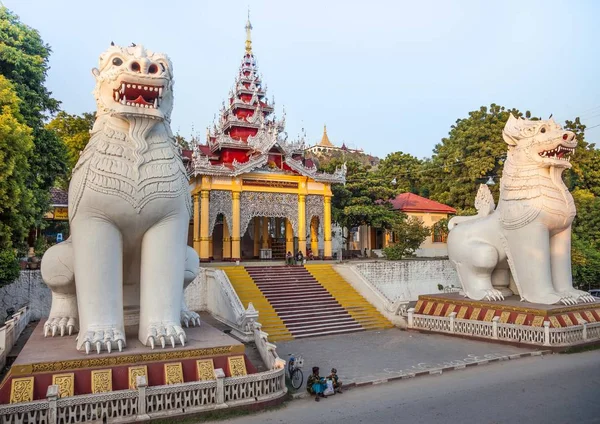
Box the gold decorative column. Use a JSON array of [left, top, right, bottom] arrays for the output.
[[193, 194, 201, 257], [199, 190, 210, 262], [231, 191, 241, 261], [261, 217, 270, 249], [324, 195, 332, 259], [297, 194, 306, 255], [310, 217, 319, 257], [253, 217, 260, 258], [223, 220, 231, 260], [285, 219, 294, 254]]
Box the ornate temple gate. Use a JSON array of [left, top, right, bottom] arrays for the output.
[[190, 174, 333, 262]]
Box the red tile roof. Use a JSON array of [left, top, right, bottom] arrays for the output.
[[390, 193, 456, 214]]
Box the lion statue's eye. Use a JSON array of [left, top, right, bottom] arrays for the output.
[[540, 127, 546, 134], [112, 57, 123, 66]]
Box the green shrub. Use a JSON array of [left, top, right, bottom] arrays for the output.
[[0, 249, 20, 287]]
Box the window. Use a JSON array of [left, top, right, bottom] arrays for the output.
[[432, 225, 447, 243]]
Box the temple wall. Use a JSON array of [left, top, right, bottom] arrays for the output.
[[0, 271, 50, 321], [352, 259, 461, 302]]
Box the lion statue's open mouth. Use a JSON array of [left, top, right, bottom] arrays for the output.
[[113, 82, 163, 109]]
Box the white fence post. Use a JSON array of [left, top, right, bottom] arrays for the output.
[[215, 368, 226, 405], [543, 321, 551, 346], [136, 376, 149, 420], [47, 384, 59, 424], [407, 308, 415, 328], [580, 320, 588, 341], [449, 312, 457, 334], [492, 316, 500, 340]]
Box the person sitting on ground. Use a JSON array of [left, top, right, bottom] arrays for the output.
[[306, 366, 327, 401], [286, 251, 294, 266], [295, 250, 304, 264], [327, 368, 343, 393], [307, 248, 315, 260]]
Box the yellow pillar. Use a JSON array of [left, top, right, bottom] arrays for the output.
[[285, 218, 294, 254], [384, 230, 390, 248], [297, 194, 306, 255], [193, 194, 201, 257], [199, 190, 210, 262], [253, 217, 260, 258], [261, 217, 270, 248], [324, 195, 332, 259], [310, 217, 319, 258], [223, 220, 231, 260], [231, 192, 241, 261]]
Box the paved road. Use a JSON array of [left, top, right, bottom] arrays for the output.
[[275, 328, 536, 384], [218, 351, 600, 424]]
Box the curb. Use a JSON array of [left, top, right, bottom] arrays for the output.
[[290, 350, 550, 399]]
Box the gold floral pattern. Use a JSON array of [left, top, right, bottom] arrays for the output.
[[531, 316, 545, 327], [91, 369, 112, 393], [499, 311, 511, 323], [469, 307, 482, 320], [483, 310, 496, 322], [227, 356, 247, 377], [52, 373, 74, 398], [456, 306, 468, 319], [164, 363, 184, 385], [196, 359, 216, 381], [514, 314, 527, 326], [128, 366, 148, 389], [10, 377, 34, 404]]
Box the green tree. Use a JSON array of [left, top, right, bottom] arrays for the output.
[[0, 75, 34, 284], [571, 189, 600, 290], [47, 111, 95, 173], [320, 158, 400, 247], [383, 216, 431, 260], [0, 6, 67, 236], [563, 117, 600, 196], [425, 104, 524, 212], [377, 151, 425, 195]]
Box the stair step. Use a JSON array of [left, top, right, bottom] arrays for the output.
[[292, 325, 364, 337], [285, 317, 358, 329]]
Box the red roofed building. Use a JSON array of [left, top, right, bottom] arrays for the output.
[[351, 193, 456, 258]]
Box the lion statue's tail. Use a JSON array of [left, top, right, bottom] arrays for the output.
[[448, 184, 495, 231]]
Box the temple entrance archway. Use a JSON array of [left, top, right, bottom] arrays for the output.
[[241, 217, 296, 259]]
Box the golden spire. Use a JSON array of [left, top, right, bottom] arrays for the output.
[[245, 8, 253, 54], [319, 124, 334, 147]]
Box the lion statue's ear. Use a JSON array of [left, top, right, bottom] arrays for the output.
[[92, 68, 100, 78], [502, 113, 519, 146]]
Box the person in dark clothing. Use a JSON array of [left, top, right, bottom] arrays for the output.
[[306, 366, 327, 401]]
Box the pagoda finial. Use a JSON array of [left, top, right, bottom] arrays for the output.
[[319, 124, 334, 147], [245, 8, 253, 54]]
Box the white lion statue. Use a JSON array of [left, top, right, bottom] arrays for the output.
[[40, 44, 200, 354], [447, 114, 595, 305]]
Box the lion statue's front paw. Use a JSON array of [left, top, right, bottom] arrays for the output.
[[181, 309, 201, 328], [145, 322, 187, 349], [558, 290, 597, 304], [80, 326, 126, 354]]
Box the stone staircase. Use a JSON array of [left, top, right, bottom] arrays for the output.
[[221, 264, 392, 341]]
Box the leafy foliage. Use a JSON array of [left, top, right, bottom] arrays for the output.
[[377, 152, 425, 195], [320, 158, 400, 245], [0, 75, 34, 247], [383, 216, 431, 260], [0, 6, 67, 243], [47, 111, 95, 174], [571, 189, 600, 290], [425, 104, 525, 212], [0, 248, 20, 287]]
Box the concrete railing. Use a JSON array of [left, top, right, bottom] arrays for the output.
[[407, 308, 600, 347], [0, 367, 286, 424], [0, 306, 30, 370], [184, 268, 258, 342], [333, 264, 408, 327], [253, 322, 286, 371]]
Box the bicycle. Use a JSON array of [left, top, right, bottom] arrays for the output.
[[287, 353, 304, 390]]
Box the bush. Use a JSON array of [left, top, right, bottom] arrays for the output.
[[0, 249, 20, 287], [383, 216, 431, 260]]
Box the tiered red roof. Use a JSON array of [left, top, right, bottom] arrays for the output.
[[189, 17, 346, 184], [390, 193, 456, 214]]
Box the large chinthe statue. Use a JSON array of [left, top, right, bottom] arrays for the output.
[[447, 115, 595, 305], [41, 44, 200, 353]]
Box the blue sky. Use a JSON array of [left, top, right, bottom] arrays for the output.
[[8, 0, 600, 159]]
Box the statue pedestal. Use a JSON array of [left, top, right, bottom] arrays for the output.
[[414, 293, 600, 327], [408, 293, 600, 349], [0, 321, 251, 403]]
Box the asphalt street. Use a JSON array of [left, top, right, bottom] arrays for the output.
[[217, 350, 600, 424]]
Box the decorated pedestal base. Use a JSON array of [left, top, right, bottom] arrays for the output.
[[0, 321, 253, 404], [408, 293, 600, 348]]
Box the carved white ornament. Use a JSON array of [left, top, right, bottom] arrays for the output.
[[240, 192, 299, 236], [208, 190, 233, 236], [447, 115, 595, 305]]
